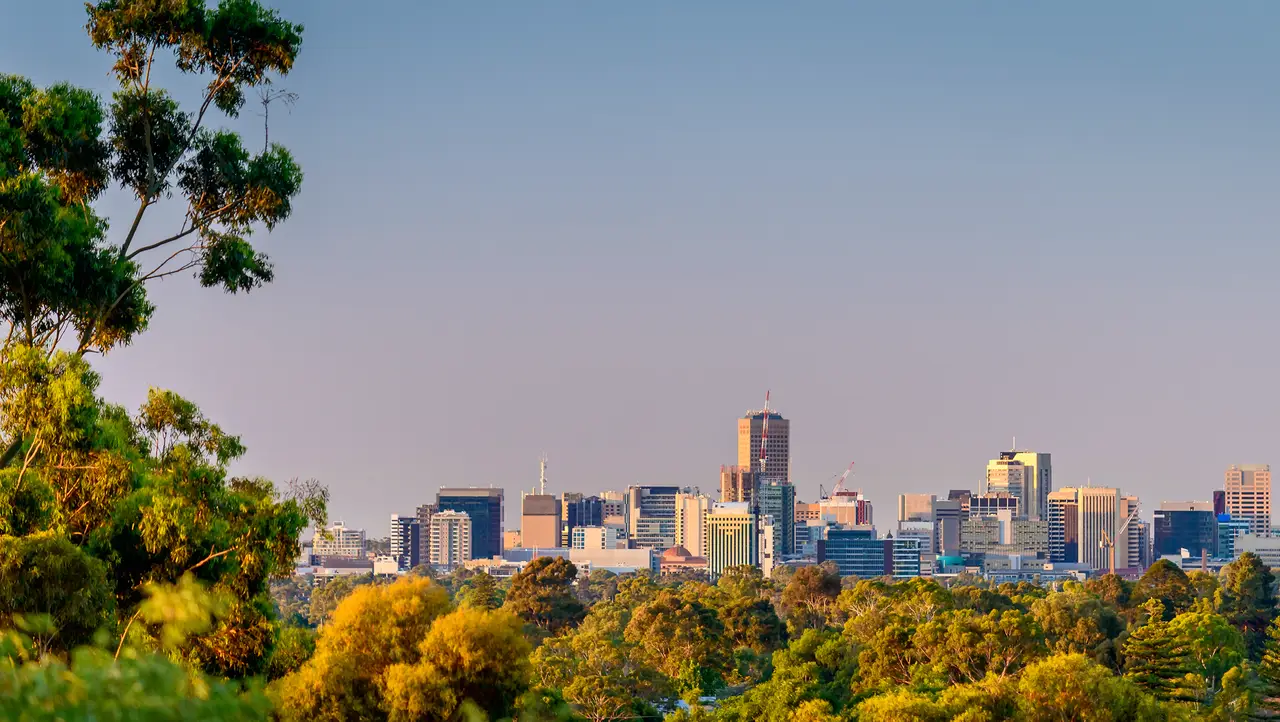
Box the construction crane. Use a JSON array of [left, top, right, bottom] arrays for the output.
[[831, 461, 855, 496], [1098, 504, 1141, 576], [757, 390, 771, 480]]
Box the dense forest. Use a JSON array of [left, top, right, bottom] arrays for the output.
[[5, 2, 1280, 720]]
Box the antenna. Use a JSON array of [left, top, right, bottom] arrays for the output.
[[539, 453, 548, 496]]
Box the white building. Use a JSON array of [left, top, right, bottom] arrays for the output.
[[429, 510, 472, 567], [675, 492, 712, 557], [571, 525, 621, 550], [1077, 487, 1122, 573], [312, 522, 366, 559]]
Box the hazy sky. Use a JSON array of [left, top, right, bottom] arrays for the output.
[[4, 2, 1279, 534]]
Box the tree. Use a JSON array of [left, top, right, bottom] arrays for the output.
[[503, 557, 586, 635], [911, 608, 1046, 685], [266, 625, 315, 681], [1219, 552, 1276, 658], [1084, 574, 1133, 609], [1132, 560, 1194, 618], [1253, 615, 1280, 712], [1122, 600, 1193, 702], [1017, 653, 1185, 722], [625, 589, 729, 699], [0, 532, 114, 653], [1031, 587, 1124, 666], [272, 577, 453, 720], [308, 573, 378, 626], [456, 571, 501, 610], [1168, 611, 1245, 704], [380, 606, 532, 722], [533, 602, 669, 721], [780, 565, 840, 634], [720, 597, 786, 655]]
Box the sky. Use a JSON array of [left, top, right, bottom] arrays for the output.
[[3, 2, 1279, 534]]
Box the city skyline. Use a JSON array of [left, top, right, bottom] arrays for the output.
[[5, 3, 1280, 533]]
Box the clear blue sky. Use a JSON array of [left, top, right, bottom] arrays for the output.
[[4, 2, 1279, 533]]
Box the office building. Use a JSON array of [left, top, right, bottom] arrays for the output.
[[1047, 489, 1079, 563], [1225, 465, 1272, 537], [757, 481, 796, 555], [819, 491, 873, 527], [437, 488, 503, 559], [561, 493, 604, 547], [703, 502, 758, 578], [1218, 515, 1252, 559], [1154, 502, 1217, 559], [897, 521, 935, 576], [760, 516, 779, 578], [719, 465, 758, 505], [737, 407, 789, 482], [428, 511, 472, 567], [932, 499, 963, 557], [572, 525, 621, 550], [1077, 487, 1122, 573], [1119, 495, 1144, 570], [984, 457, 1028, 508], [312, 522, 366, 559], [970, 493, 1020, 519], [390, 514, 420, 570], [891, 536, 923, 579], [675, 492, 712, 557], [1213, 490, 1227, 516], [626, 485, 680, 549], [898, 494, 935, 525], [1237, 535, 1280, 568], [1009, 451, 1052, 520], [521, 494, 561, 549], [824, 527, 889, 578]]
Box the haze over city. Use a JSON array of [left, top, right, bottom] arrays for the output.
[[5, 2, 1279, 532]]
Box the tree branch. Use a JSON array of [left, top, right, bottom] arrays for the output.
[[185, 546, 240, 573], [115, 609, 142, 660]]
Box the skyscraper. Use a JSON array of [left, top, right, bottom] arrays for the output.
[[737, 408, 790, 482], [1153, 502, 1217, 559], [626, 485, 680, 549], [1225, 464, 1272, 537], [561, 493, 604, 546], [1077, 487, 1121, 573], [675, 491, 712, 557], [390, 514, 420, 570], [703, 502, 758, 578], [984, 451, 1052, 521], [1119, 495, 1144, 570], [898, 494, 935, 525], [428, 511, 471, 567], [437, 488, 503, 559], [757, 481, 796, 555], [1047, 488, 1079, 563], [932, 499, 963, 557], [416, 503, 436, 567], [521, 493, 562, 549], [719, 465, 758, 505]]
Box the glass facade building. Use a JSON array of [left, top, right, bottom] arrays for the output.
[[436, 488, 504, 560], [1152, 508, 1217, 558], [824, 528, 890, 578]]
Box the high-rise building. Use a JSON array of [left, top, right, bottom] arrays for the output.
[[428, 511, 471, 567], [1047, 489, 1079, 563], [1077, 487, 1122, 573], [1225, 465, 1272, 537], [521, 494, 562, 549], [891, 536, 922, 579], [312, 522, 366, 559], [1219, 514, 1252, 558], [759, 516, 779, 578], [437, 488, 503, 559], [626, 485, 680, 549], [897, 521, 935, 576], [719, 465, 758, 505], [1119, 495, 1144, 570], [932, 499, 963, 557], [824, 527, 889, 577], [1153, 502, 1218, 559], [1213, 490, 1227, 517], [675, 492, 712, 557], [969, 493, 1020, 519], [757, 481, 796, 555], [390, 514, 420, 570], [415, 504, 436, 566], [561, 493, 604, 547], [1010, 451, 1052, 521], [819, 491, 873, 527], [737, 408, 789, 482], [898, 494, 935, 525], [703, 502, 758, 578], [984, 458, 1028, 506]]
